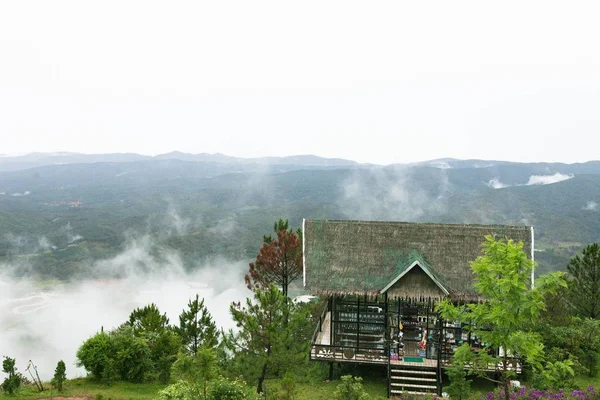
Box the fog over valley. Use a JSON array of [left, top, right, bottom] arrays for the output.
[[0, 241, 250, 380]]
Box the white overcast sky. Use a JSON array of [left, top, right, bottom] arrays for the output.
[[0, 1, 599, 165]]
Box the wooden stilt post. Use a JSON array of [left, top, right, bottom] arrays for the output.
[[437, 312, 443, 396], [357, 295, 361, 353], [330, 296, 335, 346], [385, 293, 390, 399]]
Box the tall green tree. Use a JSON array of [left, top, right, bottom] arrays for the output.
[[567, 242, 600, 319], [1, 357, 22, 395], [245, 219, 303, 297], [52, 360, 67, 392], [436, 236, 566, 399], [225, 284, 310, 394], [127, 303, 180, 382], [177, 294, 219, 354]]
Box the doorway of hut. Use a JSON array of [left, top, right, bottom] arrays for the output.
[[389, 298, 439, 362]]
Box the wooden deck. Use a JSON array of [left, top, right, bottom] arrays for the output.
[[311, 311, 521, 373]]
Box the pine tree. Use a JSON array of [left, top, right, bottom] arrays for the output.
[[568, 243, 600, 319], [225, 284, 310, 394], [177, 294, 219, 354], [245, 219, 303, 297]]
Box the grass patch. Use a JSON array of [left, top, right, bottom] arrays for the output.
[[0, 378, 168, 400], [2, 373, 596, 400], [574, 375, 598, 389], [263, 376, 387, 400], [2, 377, 386, 400]]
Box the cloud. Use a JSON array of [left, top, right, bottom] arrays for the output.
[[339, 167, 449, 221], [584, 201, 598, 211], [525, 173, 573, 186], [11, 191, 31, 197], [208, 217, 238, 237], [61, 222, 83, 244], [3, 233, 50, 255], [165, 206, 191, 235], [486, 178, 510, 189], [485, 173, 574, 189], [37, 236, 52, 251]]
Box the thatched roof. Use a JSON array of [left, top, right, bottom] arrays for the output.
[[303, 219, 533, 300]]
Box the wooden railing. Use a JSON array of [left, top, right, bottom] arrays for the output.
[[310, 344, 388, 364]]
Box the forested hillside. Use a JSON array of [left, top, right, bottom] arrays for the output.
[[1, 153, 599, 279]]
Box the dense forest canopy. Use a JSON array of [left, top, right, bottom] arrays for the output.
[[1, 153, 600, 279]]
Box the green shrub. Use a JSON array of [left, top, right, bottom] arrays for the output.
[[77, 332, 112, 379], [445, 363, 471, 400], [156, 381, 192, 400], [334, 375, 370, 400], [209, 377, 257, 400]]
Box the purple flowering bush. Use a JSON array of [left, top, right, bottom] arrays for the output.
[[483, 386, 600, 400]]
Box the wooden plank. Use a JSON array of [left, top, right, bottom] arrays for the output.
[[390, 383, 437, 389], [390, 376, 437, 383]]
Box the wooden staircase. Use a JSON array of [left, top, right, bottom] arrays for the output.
[[389, 365, 439, 397]]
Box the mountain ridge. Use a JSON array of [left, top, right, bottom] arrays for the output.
[[1, 152, 599, 172]]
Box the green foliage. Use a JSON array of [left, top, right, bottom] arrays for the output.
[[156, 381, 192, 400], [172, 347, 218, 400], [128, 303, 170, 335], [275, 371, 297, 400], [225, 284, 311, 393], [126, 304, 180, 383], [157, 377, 257, 400], [146, 328, 181, 383], [52, 360, 67, 392], [77, 331, 113, 380], [333, 375, 370, 400], [445, 345, 472, 400], [77, 309, 180, 384], [110, 326, 154, 383], [76, 326, 153, 383], [208, 377, 258, 400], [536, 317, 600, 377], [436, 236, 567, 397], [567, 243, 600, 319], [532, 358, 576, 390], [177, 294, 219, 354], [1, 357, 22, 395]]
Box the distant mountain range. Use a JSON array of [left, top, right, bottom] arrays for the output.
[[2, 151, 599, 172], [1, 152, 599, 280], [0, 151, 361, 172]]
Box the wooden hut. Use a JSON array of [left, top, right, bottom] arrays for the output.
[[303, 219, 534, 397]]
